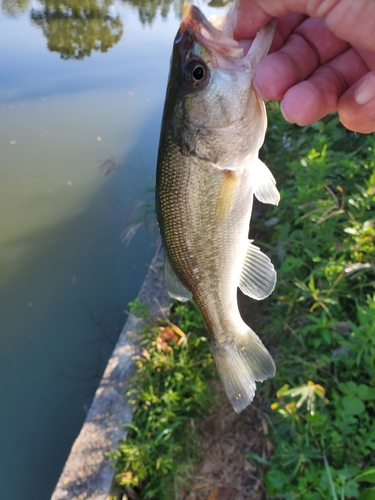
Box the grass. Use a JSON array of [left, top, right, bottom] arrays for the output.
[[256, 104, 375, 499], [110, 298, 218, 499], [112, 106, 375, 499]]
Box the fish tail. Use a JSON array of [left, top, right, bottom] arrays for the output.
[[211, 327, 275, 413]]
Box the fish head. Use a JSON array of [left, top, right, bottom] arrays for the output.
[[163, 3, 274, 169]]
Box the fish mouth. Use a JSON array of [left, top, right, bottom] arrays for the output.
[[180, 3, 244, 61], [181, 3, 220, 38]]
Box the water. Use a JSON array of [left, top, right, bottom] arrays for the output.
[[0, 0, 226, 498]]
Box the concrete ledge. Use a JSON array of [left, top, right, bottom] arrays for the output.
[[51, 248, 169, 500]]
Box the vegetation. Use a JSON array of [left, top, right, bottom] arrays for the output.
[[113, 107, 375, 499], [255, 104, 375, 499], [111, 298, 217, 499]]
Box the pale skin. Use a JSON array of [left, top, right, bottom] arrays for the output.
[[233, 0, 375, 133]]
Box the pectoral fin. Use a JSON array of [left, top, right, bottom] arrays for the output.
[[216, 171, 239, 224], [164, 253, 192, 302], [251, 158, 280, 206], [239, 241, 276, 300]]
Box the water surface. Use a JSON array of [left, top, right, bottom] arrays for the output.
[[0, 0, 225, 498]]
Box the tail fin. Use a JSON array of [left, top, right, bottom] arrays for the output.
[[211, 328, 275, 413]]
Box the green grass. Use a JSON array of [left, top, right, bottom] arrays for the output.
[[256, 104, 375, 499], [112, 106, 375, 499], [110, 299, 217, 499]]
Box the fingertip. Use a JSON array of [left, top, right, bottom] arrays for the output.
[[339, 73, 375, 134], [254, 54, 293, 101], [279, 99, 296, 124], [233, 2, 272, 40], [280, 82, 329, 126]]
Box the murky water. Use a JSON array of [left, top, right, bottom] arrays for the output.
[[0, 0, 225, 498]]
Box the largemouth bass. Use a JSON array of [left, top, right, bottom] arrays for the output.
[[155, 3, 279, 413]]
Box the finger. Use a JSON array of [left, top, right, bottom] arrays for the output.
[[234, 0, 310, 38], [270, 14, 307, 52], [237, 14, 305, 54], [254, 18, 349, 100], [324, 0, 375, 51], [234, 2, 273, 40], [339, 72, 375, 134], [234, 0, 375, 51], [279, 48, 369, 126]]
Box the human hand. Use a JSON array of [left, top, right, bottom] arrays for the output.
[[234, 0, 375, 133]]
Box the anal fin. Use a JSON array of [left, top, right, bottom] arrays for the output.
[[239, 241, 276, 300], [164, 253, 192, 302]]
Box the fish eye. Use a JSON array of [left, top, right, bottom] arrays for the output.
[[185, 60, 209, 88], [193, 65, 204, 80]]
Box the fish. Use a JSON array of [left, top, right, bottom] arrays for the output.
[[155, 3, 279, 413]]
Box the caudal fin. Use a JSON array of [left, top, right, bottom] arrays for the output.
[[211, 328, 275, 413]]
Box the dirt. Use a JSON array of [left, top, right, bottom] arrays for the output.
[[180, 385, 272, 500], [180, 293, 274, 500], [117, 290, 275, 500]]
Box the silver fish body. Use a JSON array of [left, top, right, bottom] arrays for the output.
[[155, 3, 279, 412]]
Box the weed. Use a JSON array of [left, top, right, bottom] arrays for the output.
[[255, 105, 375, 499], [111, 300, 217, 499], [113, 105, 375, 499]]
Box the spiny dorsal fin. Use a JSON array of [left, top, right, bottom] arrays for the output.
[[216, 170, 239, 224], [164, 252, 192, 302], [239, 240, 276, 300], [251, 158, 280, 206]]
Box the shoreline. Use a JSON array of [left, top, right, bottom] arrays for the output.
[[51, 248, 170, 500]]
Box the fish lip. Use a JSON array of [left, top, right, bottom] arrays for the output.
[[180, 3, 221, 38], [179, 2, 244, 61]]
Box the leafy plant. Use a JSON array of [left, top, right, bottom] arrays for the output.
[[111, 300, 217, 499], [114, 105, 375, 499], [254, 105, 375, 499]]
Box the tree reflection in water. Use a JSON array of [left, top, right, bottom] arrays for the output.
[[1, 0, 123, 59], [1, 0, 30, 17], [1, 0, 230, 58], [124, 0, 181, 25], [122, 0, 229, 25], [30, 0, 123, 59]]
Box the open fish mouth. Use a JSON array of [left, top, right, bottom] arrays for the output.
[[180, 3, 245, 61]]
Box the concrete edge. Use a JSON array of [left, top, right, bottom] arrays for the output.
[[51, 247, 170, 500]]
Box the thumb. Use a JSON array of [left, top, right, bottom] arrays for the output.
[[338, 72, 375, 134]]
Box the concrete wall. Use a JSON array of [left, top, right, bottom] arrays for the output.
[[51, 248, 169, 500]]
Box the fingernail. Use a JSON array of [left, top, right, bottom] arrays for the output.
[[280, 101, 295, 124], [355, 74, 375, 105]]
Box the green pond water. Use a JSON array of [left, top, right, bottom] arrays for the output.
[[0, 0, 226, 497]]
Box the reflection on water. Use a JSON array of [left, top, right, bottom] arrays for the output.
[[1, 0, 186, 59], [125, 0, 182, 25], [1, 0, 29, 17], [30, 0, 123, 59], [125, 0, 229, 25], [2, 0, 230, 58], [2, 0, 123, 59], [0, 0, 226, 498]]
